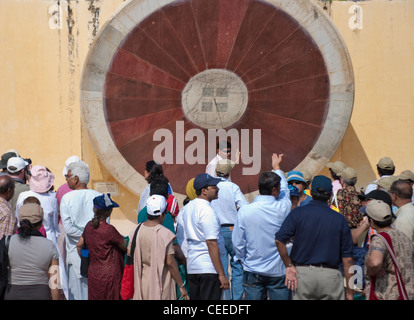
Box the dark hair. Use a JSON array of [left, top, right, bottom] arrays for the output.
[[390, 180, 413, 200], [377, 166, 395, 177], [310, 190, 331, 203], [145, 160, 157, 172], [92, 207, 112, 229], [258, 171, 281, 195], [368, 217, 392, 228], [217, 140, 231, 151], [0, 176, 14, 194], [329, 168, 340, 181], [146, 162, 169, 184], [150, 177, 169, 200], [18, 219, 43, 239], [23, 196, 41, 205]]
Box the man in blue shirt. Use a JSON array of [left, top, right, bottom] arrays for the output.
[[232, 154, 291, 300], [275, 175, 354, 300]]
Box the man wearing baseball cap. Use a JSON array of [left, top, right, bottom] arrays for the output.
[[276, 175, 354, 300], [286, 170, 312, 207], [364, 200, 414, 300], [211, 159, 248, 300], [365, 157, 395, 195], [179, 173, 229, 299], [6, 157, 30, 213]]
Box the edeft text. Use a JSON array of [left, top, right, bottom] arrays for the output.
[[163, 304, 251, 317]]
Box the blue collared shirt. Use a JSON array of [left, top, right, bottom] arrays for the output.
[[232, 170, 291, 277], [211, 178, 249, 225]]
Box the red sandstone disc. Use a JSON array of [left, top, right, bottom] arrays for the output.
[[81, 0, 354, 198]]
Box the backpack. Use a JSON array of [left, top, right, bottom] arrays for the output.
[[0, 235, 11, 300]]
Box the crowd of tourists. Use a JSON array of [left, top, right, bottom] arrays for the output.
[[0, 143, 413, 300]]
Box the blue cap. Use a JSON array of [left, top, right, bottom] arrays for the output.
[[193, 173, 221, 191], [93, 193, 119, 209], [287, 170, 307, 184], [311, 175, 332, 194]]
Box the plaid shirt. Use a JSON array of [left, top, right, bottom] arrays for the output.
[[0, 197, 16, 238], [337, 185, 363, 228]]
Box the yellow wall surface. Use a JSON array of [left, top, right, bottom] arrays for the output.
[[1, 0, 413, 235]]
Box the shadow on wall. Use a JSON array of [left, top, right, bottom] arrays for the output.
[[318, 123, 377, 193]]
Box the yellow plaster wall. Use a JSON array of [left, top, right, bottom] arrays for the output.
[[319, 0, 414, 191], [1, 0, 413, 234]]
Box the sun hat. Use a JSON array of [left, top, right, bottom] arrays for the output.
[[93, 193, 119, 209], [19, 203, 44, 224], [29, 165, 55, 193], [287, 170, 306, 184]]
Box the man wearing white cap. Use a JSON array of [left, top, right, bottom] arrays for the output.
[[127, 194, 188, 300], [6, 157, 30, 214]]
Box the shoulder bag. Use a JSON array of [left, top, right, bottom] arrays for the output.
[[369, 232, 409, 300], [120, 223, 142, 300]]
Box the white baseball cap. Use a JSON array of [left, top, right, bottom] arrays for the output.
[[7, 157, 29, 173], [146, 195, 167, 216]]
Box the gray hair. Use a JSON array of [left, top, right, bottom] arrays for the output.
[[68, 161, 90, 185]]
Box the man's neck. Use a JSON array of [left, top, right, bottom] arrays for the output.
[[73, 183, 88, 191], [197, 195, 211, 202], [396, 199, 412, 208]]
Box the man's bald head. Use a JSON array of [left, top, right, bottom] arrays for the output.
[[0, 175, 15, 201], [390, 180, 413, 200]]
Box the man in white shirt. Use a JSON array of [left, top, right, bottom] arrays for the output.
[[182, 173, 230, 300], [390, 180, 414, 242], [206, 140, 232, 178], [365, 157, 395, 194], [211, 159, 248, 300], [60, 161, 101, 300]]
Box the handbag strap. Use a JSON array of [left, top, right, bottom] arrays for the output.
[[130, 223, 142, 259], [372, 232, 409, 300]]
